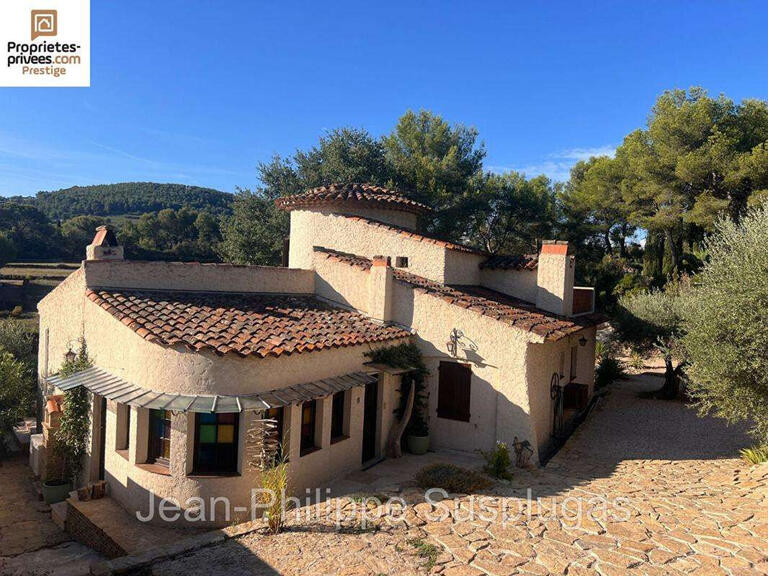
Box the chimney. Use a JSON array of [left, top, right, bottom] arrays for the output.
[[368, 255, 393, 323], [86, 225, 124, 261], [536, 241, 574, 316]]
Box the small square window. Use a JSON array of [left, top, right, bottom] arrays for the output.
[[395, 256, 409, 268]]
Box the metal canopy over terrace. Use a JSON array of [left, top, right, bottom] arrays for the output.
[[45, 366, 378, 413]]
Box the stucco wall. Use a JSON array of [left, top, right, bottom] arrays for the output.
[[300, 205, 419, 230], [389, 280, 539, 456], [83, 261, 314, 294], [312, 251, 371, 314], [38, 267, 88, 381], [444, 249, 484, 286], [289, 210, 452, 283], [526, 326, 597, 456], [480, 268, 538, 304]]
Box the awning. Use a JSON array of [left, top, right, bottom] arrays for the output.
[[45, 366, 377, 413]]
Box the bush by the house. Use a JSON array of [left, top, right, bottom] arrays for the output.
[[415, 463, 492, 494], [595, 356, 627, 389], [479, 441, 513, 480]]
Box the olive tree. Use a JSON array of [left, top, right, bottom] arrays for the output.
[[680, 203, 768, 443], [616, 280, 687, 399]]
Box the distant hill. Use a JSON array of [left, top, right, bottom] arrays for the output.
[[2, 182, 234, 220]]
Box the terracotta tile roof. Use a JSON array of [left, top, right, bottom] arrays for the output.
[[342, 214, 487, 255], [314, 248, 599, 341], [479, 254, 538, 271], [86, 289, 410, 357], [275, 183, 431, 216]]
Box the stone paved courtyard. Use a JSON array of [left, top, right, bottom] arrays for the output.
[[149, 367, 768, 576], [0, 453, 103, 576]]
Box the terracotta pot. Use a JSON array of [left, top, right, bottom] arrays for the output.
[[406, 434, 429, 455], [42, 479, 71, 504]]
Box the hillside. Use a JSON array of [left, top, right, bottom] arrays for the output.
[[4, 182, 234, 220]]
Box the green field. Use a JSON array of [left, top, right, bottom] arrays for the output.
[[0, 261, 79, 313]]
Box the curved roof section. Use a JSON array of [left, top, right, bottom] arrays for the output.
[[86, 289, 410, 358], [275, 182, 431, 216]]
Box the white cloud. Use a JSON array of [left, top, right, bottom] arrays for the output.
[[554, 145, 616, 162], [493, 144, 617, 183]]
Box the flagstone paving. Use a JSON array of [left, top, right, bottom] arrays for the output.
[[0, 453, 103, 576], [149, 368, 768, 576]]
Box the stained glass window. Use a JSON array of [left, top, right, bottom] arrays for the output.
[[194, 412, 239, 474]]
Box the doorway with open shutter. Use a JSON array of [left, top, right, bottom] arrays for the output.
[[361, 377, 379, 464]]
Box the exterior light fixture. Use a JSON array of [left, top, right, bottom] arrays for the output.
[[64, 348, 76, 363], [578, 336, 587, 347]]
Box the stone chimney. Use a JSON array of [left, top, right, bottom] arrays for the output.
[[536, 241, 574, 317], [86, 225, 124, 261], [368, 255, 393, 323]]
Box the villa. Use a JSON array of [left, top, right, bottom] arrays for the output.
[[37, 183, 600, 524]]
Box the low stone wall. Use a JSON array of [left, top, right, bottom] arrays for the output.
[[66, 499, 126, 559]]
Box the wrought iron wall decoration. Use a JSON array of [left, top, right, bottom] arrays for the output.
[[446, 328, 478, 358], [550, 372, 564, 439]]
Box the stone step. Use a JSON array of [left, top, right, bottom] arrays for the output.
[[51, 500, 68, 529]]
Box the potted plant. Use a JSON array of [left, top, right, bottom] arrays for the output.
[[405, 397, 430, 455], [365, 343, 430, 456], [43, 343, 92, 504]]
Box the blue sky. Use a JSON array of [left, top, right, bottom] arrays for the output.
[[1, 0, 766, 197]]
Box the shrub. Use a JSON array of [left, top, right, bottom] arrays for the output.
[[629, 351, 645, 371], [479, 441, 513, 480], [740, 446, 768, 465], [680, 203, 768, 443], [52, 342, 92, 483], [0, 318, 38, 365], [415, 463, 492, 493], [258, 456, 289, 534], [595, 356, 626, 389], [0, 352, 35, 433]]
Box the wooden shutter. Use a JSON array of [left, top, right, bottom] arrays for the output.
[[437, 361, 471, 422]]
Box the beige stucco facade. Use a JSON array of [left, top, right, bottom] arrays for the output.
[[38, 191, 598, 526]]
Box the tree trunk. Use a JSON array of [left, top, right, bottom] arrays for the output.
[[658, 355, 680, 399], [664, 228, 680, 274], [386, 380, 415, 459], [604, 230, 612, 254], [618, 224, 628, 258]]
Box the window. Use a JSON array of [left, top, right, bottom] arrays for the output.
[[265, 406, 284, 460], [300, 400, 317, 456], [116, 403, 131, 452], [395, 256, 409, 268], [148, 409, 171, 465], [570, 346, 578, 382], [330, 391, 346, 442], [437, 362, 471, 422], [194, 413, 239, 474]]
